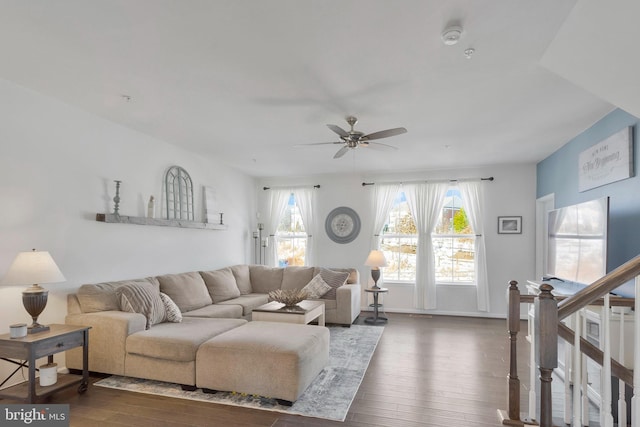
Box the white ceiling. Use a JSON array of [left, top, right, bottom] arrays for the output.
[[0, 0, 619, 177]]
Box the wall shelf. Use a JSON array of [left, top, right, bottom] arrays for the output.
[[96, 213, 228, 230]]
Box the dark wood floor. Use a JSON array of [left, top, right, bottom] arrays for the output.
[[16, 313, 533, 426]]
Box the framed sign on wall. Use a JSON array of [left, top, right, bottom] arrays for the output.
[[578, 126, 634, 192]]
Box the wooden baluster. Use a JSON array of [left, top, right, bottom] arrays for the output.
[[563, 316, 571, 425], [601, 294, 614, 427], [573, 309, 582, 427], [581, 311, 589, 426], [632, 276, 640, 427], [618, 306, 627, 427], [535, 284, 558, 427], [529, 302, 537, 422], [507, 280, 522, 422]]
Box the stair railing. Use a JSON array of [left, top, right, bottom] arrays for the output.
[[499, 253, 640, 427]]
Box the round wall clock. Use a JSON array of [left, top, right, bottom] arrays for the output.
[[325, 206, 361, 244]]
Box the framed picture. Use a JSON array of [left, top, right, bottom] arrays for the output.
[[578, 126, 634, 192], [498, 216, 522, 234]]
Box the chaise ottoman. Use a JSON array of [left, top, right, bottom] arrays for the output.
[[195, 321, 329, 404]]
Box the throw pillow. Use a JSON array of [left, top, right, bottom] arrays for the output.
[[160, 292, 182, 323], [116, 281, 166, 329], [301, 274, 332, 299], [318, 268, 350, 300], [200, 268, 241, 303]]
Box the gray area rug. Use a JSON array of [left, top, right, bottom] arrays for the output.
[[95, 324, 383, 422]]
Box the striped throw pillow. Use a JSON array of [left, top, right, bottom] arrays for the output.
[[318, 268, 349, 300], [117, 281, 166, 329]]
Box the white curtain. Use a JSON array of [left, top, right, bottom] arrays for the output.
[[370, 183, 401, 250], [267, 189, 291, 267], [404, 182, 449, 310], [458, 181, 490, 312], [292, 187, 316, 266]]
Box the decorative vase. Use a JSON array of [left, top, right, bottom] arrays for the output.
[[147, 196, 155, 219]]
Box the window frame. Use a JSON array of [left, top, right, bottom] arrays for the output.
[[275, 193, 308, 267], [432, 187, 476, 286], [379, 191, 418, 284]]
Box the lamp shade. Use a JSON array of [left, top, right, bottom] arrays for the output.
[[365, 250, 388, 268], [1, 250, 66, 286]]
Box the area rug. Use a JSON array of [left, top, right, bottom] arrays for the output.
[[95, 324, 383, 421]]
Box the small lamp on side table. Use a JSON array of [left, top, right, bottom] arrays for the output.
[[365, 250, 387, 290], [1, 249, 66, 334]]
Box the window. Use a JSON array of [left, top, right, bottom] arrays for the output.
[[380, 192, 418, 282], [433, 188, 475, 284], [275, 193, 307, 267]]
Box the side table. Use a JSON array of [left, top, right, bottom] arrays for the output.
[[0, 324, 91, 403], [364, 287, 388, 324]]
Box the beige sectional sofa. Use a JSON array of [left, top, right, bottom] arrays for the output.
[[64, 264, 360, 402]]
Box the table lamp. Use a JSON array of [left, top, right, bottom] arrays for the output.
[[365, 250, 387, 289], [1, 249, 66, 334]]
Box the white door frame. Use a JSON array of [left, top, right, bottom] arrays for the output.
[[535, 193, 555, 280]]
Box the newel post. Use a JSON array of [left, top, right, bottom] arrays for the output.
[[535, 284, 558, 427], [507, 280, 522, 422]]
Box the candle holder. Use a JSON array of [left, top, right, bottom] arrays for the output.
[[113, 180, 122, 215]]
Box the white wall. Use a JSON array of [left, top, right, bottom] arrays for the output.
[[259, 164, 536, 319], [0, 78, 256, 386]]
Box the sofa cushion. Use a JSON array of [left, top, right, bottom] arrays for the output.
[[230, 264, 252, 295], [281, 266, 315, 291], [157, 272, 212, 312], [200, 268, 241, 303], [126, 317, 247, 362], [301, 274, 332, 299], [160, 292, 182, 323], [314, 268, 349, 300], [76, 277, 159, 313], [116, 281, 166, 329], [218, 294, 269, 316], [249, 266, 284, 293], [182, 303, 243, 319]]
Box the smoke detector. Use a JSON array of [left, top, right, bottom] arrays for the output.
[[464, 48, 475, 59], [441, 25, 463, 46]]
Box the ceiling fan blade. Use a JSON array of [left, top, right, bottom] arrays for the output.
[[363, 127, 407, 140], [364, 141, 399, 150], [327, 124, 349, 138], [333, 146, 350, 159], [294, 141, 343, 147]]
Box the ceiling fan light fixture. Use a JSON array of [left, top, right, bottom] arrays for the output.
[[441, 25, 463, 46], [299, 116, 406, 159]]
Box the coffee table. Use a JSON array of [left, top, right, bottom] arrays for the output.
[[252, 300, 325, 326]]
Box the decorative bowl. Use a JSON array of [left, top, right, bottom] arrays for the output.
[[268, 289, 309, 307]]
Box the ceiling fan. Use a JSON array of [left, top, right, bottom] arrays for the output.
[[299, 116, 407, 159]]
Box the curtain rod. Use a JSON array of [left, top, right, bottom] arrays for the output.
[[361, 176, 494, 186], [263, 184, 321, 190]]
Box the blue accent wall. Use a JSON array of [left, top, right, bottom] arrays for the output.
[[537, 108, 640, 274]]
